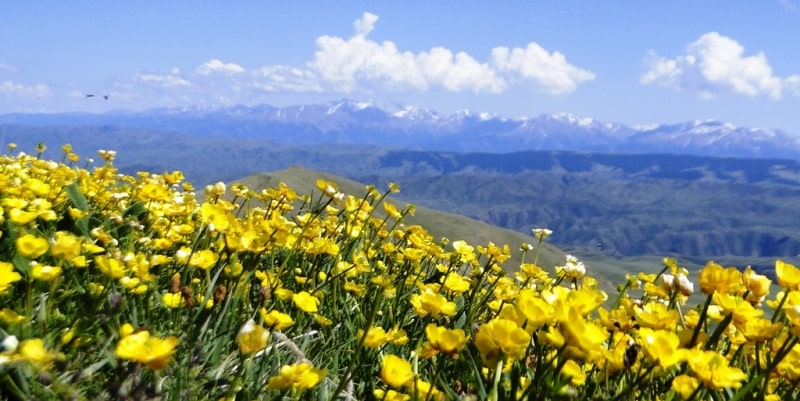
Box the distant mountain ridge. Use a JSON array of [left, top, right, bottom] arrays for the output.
[[1, 99, 797, 159]]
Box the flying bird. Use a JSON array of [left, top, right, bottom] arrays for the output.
[[85, 94, 94, 98], [103, 95, 109, 100]]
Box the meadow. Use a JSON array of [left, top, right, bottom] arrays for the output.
[[2, 143, 800, 400]]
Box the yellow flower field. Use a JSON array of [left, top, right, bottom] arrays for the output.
[[1, 143, 800, 400]]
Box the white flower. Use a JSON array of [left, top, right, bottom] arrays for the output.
[[532, 228, 553, 240], [561, 254, 586, 279], [675, 273, 694, 296], [1, 335, 19, 353]]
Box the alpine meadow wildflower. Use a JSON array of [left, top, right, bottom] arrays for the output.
[[1, 144, 799, 400]]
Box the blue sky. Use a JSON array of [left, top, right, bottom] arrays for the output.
[[2, 1, 800, 134]]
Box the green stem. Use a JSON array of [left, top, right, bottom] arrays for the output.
[[688, 292, 714, 348], [488, 359, 504, 401], [327, 291, 383, 401]]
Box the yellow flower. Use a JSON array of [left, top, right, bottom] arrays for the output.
[[314, 237, 342, 256], [236, 319, 269, 355], [555, 303, 607, 361], [266, 362, 327, 390], [9, 208, 38, 225], [19, 338, 53, 367], [188, 249, 219, 270], [452, 240, 477, 264], [259, 308, 295, 331], [776, 260, 800, 291], [358, 326, 391, 348], [409, 379, 445, 401], [344, 281, 366, 297], [686, 350, 747, 390], [313, 313, 332, 326], [373, 389, 411, 401], [782, 305, 800, 336], [672, 374, 699, 399], [637, 328, 687, 368], [713, 292, 764, 326], [741, 318, 782, 342], [409, 288, 456, 319], [292, 291, 320, 313], [475, 318, 531, 365], [517, 263, 551, 283], [94, 255, 127, 278], [425, 323, 468, 355], [698, 261, 743, 295], [635, 302, 680, 330], [16, 233, 49, 258], [381, 354, 414, 389], [388, 326, 409, 345], [200, 202, 231, 232], [560, 359, 586, 386], [115, 330, 179, 370], [49, 231, 82, 260], [536, 326, 565, 348], [442, 272, 471, 294], [516, 289, 554, 330], [743, 266, 771, 301], [162, 292, 185, 308], [598, 307, 636, 332], [120, 323, 135, 337], [0, 308, 25, 324], [315, 179, 338, 197], [0, 262, 22, 295], [383, 201, 403, 219], [31, 264, 62, 282]]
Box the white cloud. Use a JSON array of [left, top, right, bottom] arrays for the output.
[[196, 59, 245, 75], [127, 12, 592, 107], [299, 12, 589, 95], [254, 66, 324, 92], [309, 33, 427, 92], [0, 81, 51, 98], [787, 75, 800, 97], [136, 70, 191, 88], [491, 43, 595, 95], [353, 12, 379, 37], [642, 32, 791, 99], [418, 47, 505, 93]]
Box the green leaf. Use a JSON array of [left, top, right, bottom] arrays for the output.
[[12, 253, 31, 276], [123, 201, 147, 219], [65, 181, 89, 212], [730, 374, 763, 401]]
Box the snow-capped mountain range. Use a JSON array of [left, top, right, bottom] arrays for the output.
[[1, 99, 798, 159]]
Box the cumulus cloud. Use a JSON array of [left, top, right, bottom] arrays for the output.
[[417, 47, 505, 93], [491, 43, 595, 95], [127, 12, 592, 107], [309, 32, 427, 92], [641, 32, 793, 99], [298, 12, 590, 95]]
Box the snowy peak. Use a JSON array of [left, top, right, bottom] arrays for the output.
[[0, 100, 796, 159]]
